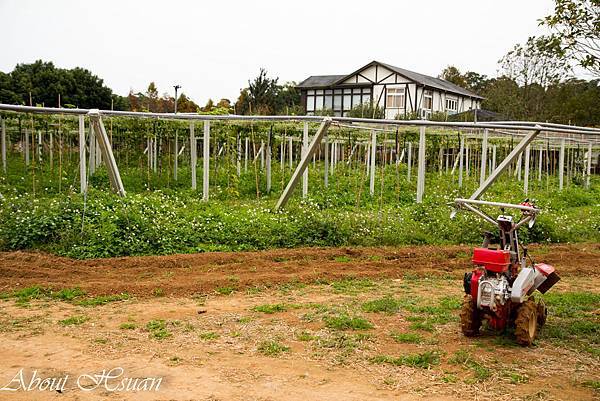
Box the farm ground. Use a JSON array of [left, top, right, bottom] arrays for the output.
[[0, 244, 598, 400]]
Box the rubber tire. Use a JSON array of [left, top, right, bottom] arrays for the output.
[[460, 294, 481, 337], [537, 299, 547, 327], [515, 299, 538, 346]]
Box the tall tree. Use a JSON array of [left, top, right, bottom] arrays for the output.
[[541, 0, 600, 77]]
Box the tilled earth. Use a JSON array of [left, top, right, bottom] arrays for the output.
[[0, 244, 598, 400]]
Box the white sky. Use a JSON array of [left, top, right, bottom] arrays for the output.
[[0, 0, 556, 105]]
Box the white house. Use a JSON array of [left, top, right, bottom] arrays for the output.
[[297, 60, 483, 119]]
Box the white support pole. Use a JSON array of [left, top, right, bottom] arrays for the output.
[[465, 144, 470, 177], [324, 134, 329, 187], [153, 135, 157, 173], [470, 129, 541, 200], [280, 134, 284, 171], [203, 121, 210, 201], [369, 131, 376, 196], [288, 136, 293, 169], [275, 118, 331, 210], [266, 135, 272, 193], [37, 131, 42, 162], [302, 122, 308, 198], [586, 142, 592, 189], [78, 115, 86, 193], [407, 142, 412, 182], [416, 126, 426, 203], [480, 129, 488, 186], [237, 132, 241, 177], [330, 140, 335, 176], [559, 138, 565, 190], [538, 146, 543, 182], [516, 153, 522, 181], [244, 137, 249, 173], [458, 136, 464, 188], [1, 117, 5, 174], [492, 144, 497, 172], [87, 110, 125, 197], [524, 144, 531, 195], [25, 128, 30, 166], [260, 140, 265, 170], [190, 122, 196, 190], [174, 130, 178, 181], [89, 126, 95, 175]]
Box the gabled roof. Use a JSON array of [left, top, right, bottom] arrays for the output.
[[371, 61, 483, 99], [296, 61, 483, 99], [297, 75, 346, 89]]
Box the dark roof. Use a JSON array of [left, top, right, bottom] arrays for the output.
[[448, 109, 504, 122], [297, 75, 345, 88], [296, 61, 483, 99], [373, 61, 483, 99]]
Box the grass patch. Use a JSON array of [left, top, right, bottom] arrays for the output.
[[215, 286, 236, 295], [251, 303, 301, 314], [257, 340, 290, 356], [296, 330, 317, 341], [582, 380, 600, 391], [324, 313, 373, 331], [449, 349, 491, 382], [361, 296, 402, 314], [146, 320, 172, 340], [119, 322, 137, 330], [333, 256, 352, 262], [198, 331, 220, 341], [370, 351, 440, 369], [77, 293, 130, 307], [59, 315, 89, 326], [330, 278, 376, 294], [390, 331, 423, 344]]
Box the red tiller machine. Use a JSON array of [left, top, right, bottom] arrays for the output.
[[452, 198, 560, 345]]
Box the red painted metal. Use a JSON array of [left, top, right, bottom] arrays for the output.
[[472, 248, 510, 273]]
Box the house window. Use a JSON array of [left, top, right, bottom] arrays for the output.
[[423, 90, 433, 110], [343, 94, 352, 110], [315, 95, 324, 110], [324, 95, 333, 110], [306, 95, 315, 112], [386, 88, 405, 108], [333, 95, 342, 111], [445, 97, 457, 113]]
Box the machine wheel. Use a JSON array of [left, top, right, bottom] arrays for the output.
[[514, 299, 538, 346], [536, 299, 547, 327], [460, 294, 481, 337]]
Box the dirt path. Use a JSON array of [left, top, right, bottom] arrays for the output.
[[0, 244, 598, 400], [1, 243, 598, 297]]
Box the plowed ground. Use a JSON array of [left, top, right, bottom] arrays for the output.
[[0, 244, 598, 400]]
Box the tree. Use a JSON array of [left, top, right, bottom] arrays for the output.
[[541, 0, 600, 77], [246, 68, 279, 114], [440, 66, 467, 87]]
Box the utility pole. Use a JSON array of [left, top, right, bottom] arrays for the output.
[[173, 85, 181, 114]]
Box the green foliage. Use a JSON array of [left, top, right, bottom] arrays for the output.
[[346, 102, 385, 119], [77, 293, 130, 307], [361, 297, 402, 314], [119, 322, 137, 330], [252, 303, 300, 314], [370, 351, 440, 369], [58, 315, 89, 326], [257, 340, 290, 356], [323, 313, 373, 331], [389, 331, 423, 344], [198, 331, 220, 341], [146, 319, 172, 340]]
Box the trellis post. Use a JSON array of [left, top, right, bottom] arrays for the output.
[[174, 130, 178, 181], [458, 136, 464, 188], [416, 126, 426, 203], [190, 122, 196, 190], [480, 129, 488, 186], [407, 142, 412, 181], [275, 118, 331, 210], [87, 109, 125, 197], [25, 128, 30, 166], [1, 116, 6, 174], [266, 134, 272, 193], [524, 144, 531, 195], [244, 137, 249, 173], [369, 131, 376, 196], [586, 142, 592, 189], [203, 121, 210, 201], [237, 132, 241, 176], [538, 146, 543, 181], [302, 122, 308, 198], [324, 134, 329, 187], [78, 115, 87, 193], [559, 138, 565, 190]]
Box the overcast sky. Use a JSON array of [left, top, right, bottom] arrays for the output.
[[0, 0, 556, 105]]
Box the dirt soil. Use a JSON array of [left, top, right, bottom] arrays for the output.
[[1, 243, 599, 297], [0, 244, 598, 401]]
